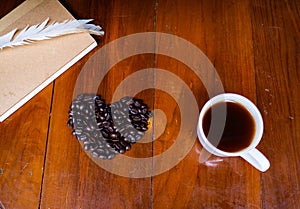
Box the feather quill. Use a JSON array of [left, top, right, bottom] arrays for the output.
[[0, 18, 104, 50]]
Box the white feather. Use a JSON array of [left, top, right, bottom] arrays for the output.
[[0, 18, 104, 50]]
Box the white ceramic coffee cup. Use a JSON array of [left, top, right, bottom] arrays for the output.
[[197, 93, 270, 172]]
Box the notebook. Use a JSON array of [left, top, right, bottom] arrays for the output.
[[0, 0, 97, 122]]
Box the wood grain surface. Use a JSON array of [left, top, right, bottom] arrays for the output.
[[250, 0, 300, 208], [0, 0, 299, 208]]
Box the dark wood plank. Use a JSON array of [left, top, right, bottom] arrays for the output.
[[250, 0, 300, 208], [153, 0, 261, 208], [40, 0, 156, 208], [0, 1, 24, 19], [0, 84, 52, 209], [0, 2, 51, 209]]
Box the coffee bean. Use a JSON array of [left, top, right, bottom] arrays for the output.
[[73, 129, 83, 135], [107, 154, 115, 159], [131, 115, 141, 122], [125, 144, 131, 151], [134, 126, 142, 131], [126, 100, 134, 106], [124, 137, 130, 142], [101, 130, 110, 138], [91, 151, 99, 158], [137, 131, 144, 135], [102, 121, 110, 127], [67, 119, 73, 127], [129, 107, 138, 115], [110, 133, 117, 139], [119, 139, 126, 146], [115, 142, 124, 150], [77, 135, 87, 141], [105, 113, 111, 120], [135, 135, 142, 141], [120, 96, 132, 103], [105, 139, 114, 144], [99, 115, 106, 121], [133, 99, 142, 107], [83, 144, 90, 151], [106, 142, 113, 148], [98, 107, 105, 113], [141, 126, 148, 131]]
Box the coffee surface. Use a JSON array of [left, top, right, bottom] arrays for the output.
[[203, 101, 255, 152]]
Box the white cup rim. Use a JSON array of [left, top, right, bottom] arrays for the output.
[[197, 93, 264, 157]]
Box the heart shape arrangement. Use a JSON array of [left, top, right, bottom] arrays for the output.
[[68, 94, 152, 159]]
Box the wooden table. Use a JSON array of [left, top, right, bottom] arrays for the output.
[[1, 0, 299, 208]]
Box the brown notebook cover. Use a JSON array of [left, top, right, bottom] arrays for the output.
[[0, 0, 97, 122]]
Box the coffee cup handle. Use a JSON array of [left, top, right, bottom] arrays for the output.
[[240, 148, 270, 172]]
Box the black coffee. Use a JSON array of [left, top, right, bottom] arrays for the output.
[[202, 101, 255, 152]]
